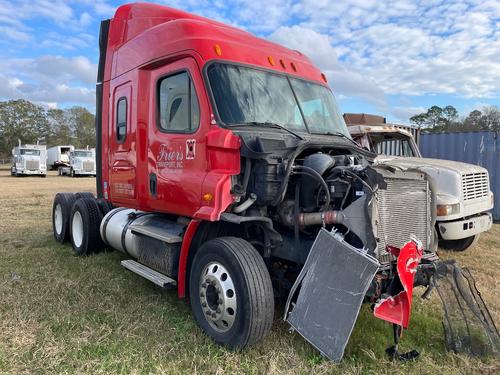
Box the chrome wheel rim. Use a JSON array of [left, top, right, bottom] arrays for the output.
[[54, 204, 63, 235], [72, 211, 84, 248], [199, 262, 237, 332]]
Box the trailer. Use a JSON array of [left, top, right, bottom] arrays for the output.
[[47, 145, 74, 170], [51, 3, 499, 361], [11, 140, 47, 177]]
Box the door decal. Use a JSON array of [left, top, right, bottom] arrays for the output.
[[186, 139, 196, 160]]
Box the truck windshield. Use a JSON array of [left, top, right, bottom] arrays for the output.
[[20, 149, 40, 156], [74, 151, 92, 157], [367, 134, 418, 157], [207, 63, 350, 137]]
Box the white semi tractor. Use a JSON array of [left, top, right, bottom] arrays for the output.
[[58, 148, 96, 177], [11, 141, 47, 177], [47, 145, 74, 170]]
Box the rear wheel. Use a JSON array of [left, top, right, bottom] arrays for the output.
[[52, 193, 77, 243], [440, 235, 480, 252], [189, 237, 274, 349], [70, 198, 105, 255]]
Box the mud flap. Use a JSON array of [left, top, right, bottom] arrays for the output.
[[284, 228, 379, 362], [433, 260, 500, 357]]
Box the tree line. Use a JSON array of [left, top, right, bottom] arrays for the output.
[[0, 99, 96, 158], [410, 105, 500, 132]]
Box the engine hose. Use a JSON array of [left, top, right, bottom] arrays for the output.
[[294, 183, 300, 243], [293, 165, 331, 210], [233, 193, 257, 213]]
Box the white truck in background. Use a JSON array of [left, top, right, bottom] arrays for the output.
[[11, 141, 47, 177], [58, 147, 96, 177], [346, 114, 494, 252], [47, 145, 74, 170]]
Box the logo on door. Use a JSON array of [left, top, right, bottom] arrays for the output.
[[186, 139, 196, 160]]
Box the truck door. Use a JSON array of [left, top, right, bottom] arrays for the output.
[[110, 82, 137, 201], [148, 58, 207, 217]]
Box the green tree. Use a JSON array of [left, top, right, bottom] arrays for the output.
[[67, 106, 95, 148], [442, 105, 459, 130], [47, 108, 73, 146], [0, 99, 49, 157], [409, 113, 428, 129], [463, 110, 483, 131]]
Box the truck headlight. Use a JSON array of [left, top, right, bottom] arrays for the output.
[[436, 203, 460, 216]]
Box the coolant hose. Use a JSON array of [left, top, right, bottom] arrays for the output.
[[233, 193, 257, 213]]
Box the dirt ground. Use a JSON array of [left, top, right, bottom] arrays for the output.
[[0, 168, 498, 374]]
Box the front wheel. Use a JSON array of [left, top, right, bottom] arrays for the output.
[[439, 234, 480, 252], [189, 237, 274, 349]]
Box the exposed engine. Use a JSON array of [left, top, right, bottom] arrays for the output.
[[232, 131, 435, 266]]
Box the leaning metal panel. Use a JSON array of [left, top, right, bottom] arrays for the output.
[[285, 229, 379, 362]]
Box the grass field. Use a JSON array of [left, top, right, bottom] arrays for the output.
[[0, 168, 498, 374]]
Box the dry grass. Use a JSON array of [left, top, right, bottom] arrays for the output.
[[0, 169, 498, 374]]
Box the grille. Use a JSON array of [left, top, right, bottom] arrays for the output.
[[461, 172, 489, 201], [25, 160, 40, 170], [83, 161, 95, 172], [376, 178, 431, 262]]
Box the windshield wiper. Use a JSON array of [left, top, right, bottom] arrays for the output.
[[234, 121, 304, 140]]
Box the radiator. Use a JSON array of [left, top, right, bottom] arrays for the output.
[[375, 177, 432, 262]]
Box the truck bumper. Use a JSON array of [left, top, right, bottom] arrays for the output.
[[74, 170, 96, 176], [15, 169, 46, 176], [438, 212, 492, 240]]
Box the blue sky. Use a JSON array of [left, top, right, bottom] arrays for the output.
[[0, 0, 498, 123]]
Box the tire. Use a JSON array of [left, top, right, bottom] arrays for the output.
[[440, 234, 480, 252], [189, 237, 274, 349], [70, 168, 75, 177], [75, 192, 94, 200], [96, 198, 114, 216], [41, 174, 46, 178], [70, 198, 105, 255], [52, 193, 77, 243], [58, 167, 62, 176]]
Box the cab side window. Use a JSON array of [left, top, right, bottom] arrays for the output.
[[116, 97, 127, 143], [158, 72, 200, 132]]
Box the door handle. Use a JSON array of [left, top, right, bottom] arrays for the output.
[[149, 173, 157, 198], [112, 166, 134, 172]]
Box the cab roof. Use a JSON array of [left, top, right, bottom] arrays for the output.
[[106, 3, 326, 84], [348, 124, 413, 138]]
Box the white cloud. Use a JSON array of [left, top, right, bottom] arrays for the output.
[[0, 56, 97, 107]]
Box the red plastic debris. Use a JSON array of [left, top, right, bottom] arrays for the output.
[[373, 240, 423, 328]]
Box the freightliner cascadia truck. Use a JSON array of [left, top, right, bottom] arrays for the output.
[[51, 3, 498, 361]]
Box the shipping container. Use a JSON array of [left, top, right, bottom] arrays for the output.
[[420, 131, 499, 220]]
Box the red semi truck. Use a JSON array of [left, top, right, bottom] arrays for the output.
[[51, 3, 497, 361]]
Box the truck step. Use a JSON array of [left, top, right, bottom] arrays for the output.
[[121, 259, 176, 288], [129, 220, 183, 243]]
